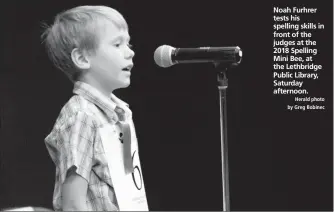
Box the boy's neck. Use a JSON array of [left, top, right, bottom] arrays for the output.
[[77, 77, 114, 100]]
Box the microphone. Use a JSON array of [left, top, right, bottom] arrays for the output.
[[2, 206, 53, 211], [154, 45, 243, 68]]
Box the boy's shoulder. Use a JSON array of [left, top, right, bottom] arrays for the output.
[[52, 94, 106, 130]]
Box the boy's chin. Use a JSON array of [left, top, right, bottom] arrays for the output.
[[105, 79, 131, 92], [121, 83, 130, 88], [116, 81, 131, 89]]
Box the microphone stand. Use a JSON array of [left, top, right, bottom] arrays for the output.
[[215, 62, 230, 211]]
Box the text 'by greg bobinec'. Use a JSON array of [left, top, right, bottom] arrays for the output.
[[272, 6, 325, 111]]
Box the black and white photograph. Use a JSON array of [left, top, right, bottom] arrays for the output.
[[1, 0, 333, 211]]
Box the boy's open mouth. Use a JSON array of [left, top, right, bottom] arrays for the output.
[[122, 64, 133, 72]]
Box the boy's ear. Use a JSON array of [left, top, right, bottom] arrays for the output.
[[71, 48, 91, 70]]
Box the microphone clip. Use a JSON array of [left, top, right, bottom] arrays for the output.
[[214, 62, 229, 90]]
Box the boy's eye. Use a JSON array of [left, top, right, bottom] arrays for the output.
[[114, 43, 132, 49]]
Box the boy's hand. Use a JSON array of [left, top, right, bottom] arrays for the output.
[[62, 168, 88, 211]]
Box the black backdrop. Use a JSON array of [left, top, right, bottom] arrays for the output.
[[1, 0, 333, 211]]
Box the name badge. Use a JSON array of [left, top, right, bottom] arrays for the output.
[[99, 124, 149, 211]]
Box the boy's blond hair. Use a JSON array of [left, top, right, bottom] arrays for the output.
[[41, 5, 128, 82]]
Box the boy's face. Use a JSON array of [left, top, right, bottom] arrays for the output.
[[87, 22, 135, 93]]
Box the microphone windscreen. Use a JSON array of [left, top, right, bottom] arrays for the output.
[[153, 45, 175, 68]]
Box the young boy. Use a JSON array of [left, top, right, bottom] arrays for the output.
[[41, 5, 148, 211]]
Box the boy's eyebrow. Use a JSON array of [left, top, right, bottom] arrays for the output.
[[111, 35, 131, 42]]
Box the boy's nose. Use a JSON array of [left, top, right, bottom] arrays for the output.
[[125, 48, 135, 59]]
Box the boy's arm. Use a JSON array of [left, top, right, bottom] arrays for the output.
[[53, 111, 97, 211], [62, 169, 89, 211]]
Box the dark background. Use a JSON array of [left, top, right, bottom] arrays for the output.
[[1, 0, 333, 211]]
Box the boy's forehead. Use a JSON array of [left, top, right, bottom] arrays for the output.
[[99, 21, 130, 40]]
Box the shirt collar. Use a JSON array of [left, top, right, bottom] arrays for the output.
[[73, 81, 131, 123]]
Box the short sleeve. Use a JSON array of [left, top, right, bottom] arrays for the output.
[[56, 111, 97, 184]]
